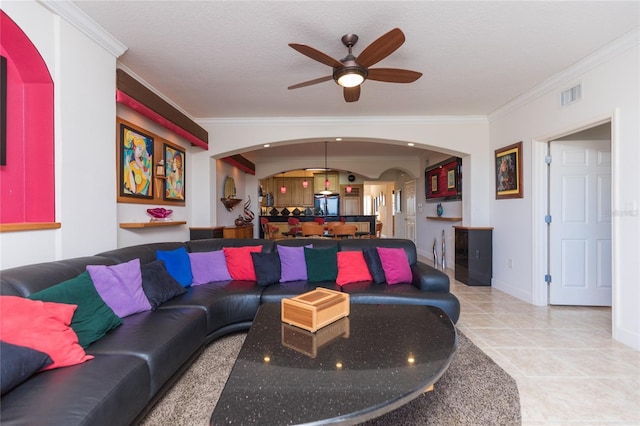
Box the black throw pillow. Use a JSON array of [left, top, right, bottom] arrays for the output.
[[362, 247, 386, 284], [1, 341, 53, 395], [141, 260, 187, 309], [251, 252, 281, 286]]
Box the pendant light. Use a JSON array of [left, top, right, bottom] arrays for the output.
[[320, 141, 332, 195], [302, 170, 309, 188], [280, 172, 286, 194]]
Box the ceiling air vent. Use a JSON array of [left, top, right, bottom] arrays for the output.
[[560, 84, 582, 107]]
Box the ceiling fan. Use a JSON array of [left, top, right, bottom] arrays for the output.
[[288, 28, 422, 103]]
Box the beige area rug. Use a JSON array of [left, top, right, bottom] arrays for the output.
[[140, 330, 521, 425]]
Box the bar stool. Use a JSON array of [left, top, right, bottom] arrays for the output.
[[284, 217, 302, 238], [260, 217, 278, 239], [332, 224, 357, 239]]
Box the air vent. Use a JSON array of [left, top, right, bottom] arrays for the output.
[[560, 84, 582, 107]]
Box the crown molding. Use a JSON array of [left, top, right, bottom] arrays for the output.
[[489, 27, 639, 121], [197, 115, 488, 127], [37, 0, 127, 57]]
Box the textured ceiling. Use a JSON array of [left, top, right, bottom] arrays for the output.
[[74, 1, 639, 120]]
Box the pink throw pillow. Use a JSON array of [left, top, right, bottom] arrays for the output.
[[336, 251, 372, 286], [376, 247, 413, 285], [223, 246, 263, 281], [0, 296, 93, 370]]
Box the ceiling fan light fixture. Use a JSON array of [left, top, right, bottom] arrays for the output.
[[334, 67, 367, 88]]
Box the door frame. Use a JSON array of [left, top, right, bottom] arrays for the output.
[[532, 112, 616, 308]]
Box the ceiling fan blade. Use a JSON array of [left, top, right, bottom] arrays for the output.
[[289, 43, 344, 68], [343, 86, 360, 103], [367, 68, 423, 83], [288, 75, 333, 90], [356, 28, 405, 68]]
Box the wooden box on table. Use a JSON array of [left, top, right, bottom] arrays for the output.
[[281, 288, 349, 332]]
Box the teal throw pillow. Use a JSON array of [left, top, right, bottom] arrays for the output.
[[304, 246, 338, 282], [28, 271, 122, 348]]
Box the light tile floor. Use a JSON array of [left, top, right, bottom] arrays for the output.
[[445, 270, 640, 425]]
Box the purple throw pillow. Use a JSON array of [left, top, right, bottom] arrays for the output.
[[87, 258, 152, 317], [376, 247, 413, 285], [188, 250, 232, 285], [278, 244, 312, 282]]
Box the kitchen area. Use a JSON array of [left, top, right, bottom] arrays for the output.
[[258, 171, 377, 238]]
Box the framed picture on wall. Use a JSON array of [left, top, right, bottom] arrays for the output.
[[163, 143, 186, 201], [425, 157, 462, 202], [118, 123, 154, 200], [495, 141, 523, 199], [447, 169, 456, 189]]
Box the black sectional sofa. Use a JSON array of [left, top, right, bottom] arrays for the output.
[[0, 237, 459, 426]]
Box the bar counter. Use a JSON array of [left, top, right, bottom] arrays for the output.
[[258, 215, 376, 238]]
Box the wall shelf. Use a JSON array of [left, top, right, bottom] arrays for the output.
[[426, 216, 462, 222], [220, 198, 242, 211], [120, 221, 187, 229], [0, 222, 62, 233]]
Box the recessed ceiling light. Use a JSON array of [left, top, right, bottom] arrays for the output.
[[407, 143, 414, 147], [335, 138, 342, 141], [263, 144, 270, 148]]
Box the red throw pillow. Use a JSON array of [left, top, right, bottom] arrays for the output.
[[223, 246, 263, 281], [336, 251, 372, 286], [376, 247, 413, 285], [0, 296, 93, 370]]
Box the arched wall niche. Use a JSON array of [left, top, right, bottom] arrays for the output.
[[0, 10, 54, 225]]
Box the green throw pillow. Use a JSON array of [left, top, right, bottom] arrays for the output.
[[304, 246, 338, 282], [28, 271, 122, 348]]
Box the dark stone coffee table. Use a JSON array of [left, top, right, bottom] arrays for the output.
[[210, 303, 457, 425]]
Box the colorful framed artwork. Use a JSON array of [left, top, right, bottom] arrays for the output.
[[425, 157, 462, 202], [163, 143, 185, 201], [118, 123, 154, 200], [495, 141, 523, 199]]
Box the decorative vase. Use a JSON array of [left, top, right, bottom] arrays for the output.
[[235, 216, 245, 226], [436, 203, 443, 217], [243, 196, 254, 224]]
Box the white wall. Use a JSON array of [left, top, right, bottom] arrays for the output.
[[489, 33, 639, 349], [216, 159, 259, 235], [115, 106, 197, 248], [0, 1, 119, 268]]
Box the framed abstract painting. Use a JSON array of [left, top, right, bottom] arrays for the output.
[[163, 143, 186, 202], [118, 123, 154, 200]]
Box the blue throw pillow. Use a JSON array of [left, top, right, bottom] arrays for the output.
[[156, 247, 193, 287]]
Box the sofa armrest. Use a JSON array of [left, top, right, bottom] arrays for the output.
[[411, 262, 450, 293]]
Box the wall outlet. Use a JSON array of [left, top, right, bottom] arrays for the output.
[[508, 259, 513, 268]]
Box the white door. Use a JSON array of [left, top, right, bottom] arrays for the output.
[[404, 180, 417, 243], [549, 140, 612, 306]]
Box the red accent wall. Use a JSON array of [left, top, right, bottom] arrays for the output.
[[0, 11, 54, 223]]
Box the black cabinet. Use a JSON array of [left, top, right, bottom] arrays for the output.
[[189, 226, 224, 240], [454, 227, 493, 286]]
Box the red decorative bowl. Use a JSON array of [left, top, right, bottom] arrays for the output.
[[147, 208, 173, 219]]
